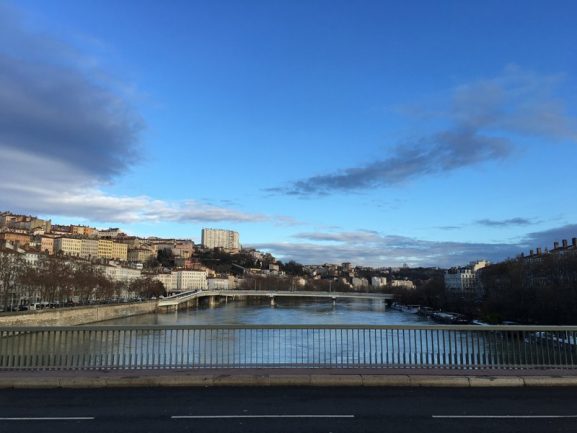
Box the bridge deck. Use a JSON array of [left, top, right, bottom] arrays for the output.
[[158, 290, 394, 307]]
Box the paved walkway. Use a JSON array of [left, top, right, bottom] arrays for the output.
[[1, 368, 577, 388]]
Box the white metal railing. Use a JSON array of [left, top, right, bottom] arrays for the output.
[[1, 325, 576, 371]]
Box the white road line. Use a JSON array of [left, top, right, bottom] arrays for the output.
[[0, 417, 95, 421], [433, 415, 577, 419], [172, 415, 355, 419]]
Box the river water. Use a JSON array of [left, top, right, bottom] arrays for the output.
[[4, 300, 553, 370], [100, 298, 435, 326]]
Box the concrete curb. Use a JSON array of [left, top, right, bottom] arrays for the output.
[[3, 373, 577, 388]]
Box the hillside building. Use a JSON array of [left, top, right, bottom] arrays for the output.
[[201, 228, 240, 252]]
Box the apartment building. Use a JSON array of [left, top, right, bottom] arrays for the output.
[[153, 270, 207, 292], [0, 213, 51, 232], [207, 277, 230, 290], [70, 225, 96, 236], [201, 228, 240, 251], [444, 260, 488, 293], [99, 265, 142, 283], [371, 276, 388, 288], [54, 237, 82, 256], [97, 228, 124, 239], [40, 236, 56, 254], [80, 238, 99, 259], [176, 270, 207, 291], [154, 273, 178, 291], [390, 279, 416, 289], [111, 242, 128, 261], [98, 240, 113, 259], [0, 231, 31, 246], [127, 247, 155, 263]]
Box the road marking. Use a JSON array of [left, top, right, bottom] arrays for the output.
[[433, 415, 577, 419], [172, 414, 355, 419], [0, 417, 94, 421]]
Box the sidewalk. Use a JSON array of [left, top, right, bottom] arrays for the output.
[[2, 368, 577, 388]]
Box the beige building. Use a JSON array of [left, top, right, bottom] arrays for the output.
[[0, 231, 31, 246], [128, 247, 155, 263], [97, 228, 123, 239], [40, 236, 56, 254], [111, 242, 128, 261], [98, 239, 114, 259], [80, 239, 99, 259], [70, 225, 96, 236], [54, 237, 82, 256]]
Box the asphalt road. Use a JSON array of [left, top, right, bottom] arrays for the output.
[[1, 387, 577, 433]]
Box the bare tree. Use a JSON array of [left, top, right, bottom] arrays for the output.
[[0, 251, 28, 310]]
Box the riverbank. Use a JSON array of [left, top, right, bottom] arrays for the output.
[[0, 301, 157, 326]]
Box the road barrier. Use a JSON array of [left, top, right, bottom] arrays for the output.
[[1, 325, 576, 370]]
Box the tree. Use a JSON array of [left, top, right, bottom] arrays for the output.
[[157, 249, 175, 268], [281, 260, 305, 276], [0, 251, 28, 310], [143, 256, 160, 270], [129, 277, 166, 299]]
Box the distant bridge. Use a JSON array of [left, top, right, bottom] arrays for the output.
[[157, 290, 395, 311]]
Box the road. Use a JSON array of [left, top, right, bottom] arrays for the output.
[[1, 387, 577, 433]]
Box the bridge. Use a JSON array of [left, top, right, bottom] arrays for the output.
[[157, 290, 395, 311]]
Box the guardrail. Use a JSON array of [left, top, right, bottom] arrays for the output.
[[1, 325, 576, 371]]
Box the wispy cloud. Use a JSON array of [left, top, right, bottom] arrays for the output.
[[476, 217, 535, 227], [270, 66, 577, 196], [250, 232, 520, 268], [293, 230, 382, 243], [251, 223, 577, 267]]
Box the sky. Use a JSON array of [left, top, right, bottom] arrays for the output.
[[1, 0, 576, 267]]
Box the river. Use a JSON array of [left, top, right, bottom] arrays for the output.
[[99, 298, 435, 326]]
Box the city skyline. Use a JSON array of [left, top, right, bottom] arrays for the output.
[[1, 1, 576, 267]]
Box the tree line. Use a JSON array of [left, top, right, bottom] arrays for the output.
[[0, 252, 165, 311], [394, 253, 577, 325]]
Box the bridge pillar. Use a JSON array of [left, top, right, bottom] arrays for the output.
[[270, 296, 275, 307], [209, 296, 217, 308], [332, 297, 336, 306]]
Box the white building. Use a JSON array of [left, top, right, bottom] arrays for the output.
[[444, 260, 488, 293], [153, 270, 207, 292], [390, 279, 416, 289], [154, 273, 178, 291], [99, 265, 142, 283], [176, 270, 208, 291], [54, 237, 82, 257], [201, 228, 240, 251], [352, 277, 369, 289], [371, 276, 387, 288], [207, 277, 230, 290]]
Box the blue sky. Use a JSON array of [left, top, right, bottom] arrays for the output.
[[1, 0, 576, 267]]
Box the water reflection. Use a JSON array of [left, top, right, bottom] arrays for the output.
[[101, 298, 435, 326]]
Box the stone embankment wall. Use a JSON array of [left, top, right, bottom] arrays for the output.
[[0, 302, 157, 326]]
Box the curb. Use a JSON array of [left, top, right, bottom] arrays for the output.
[[3, 374, 577, 388]]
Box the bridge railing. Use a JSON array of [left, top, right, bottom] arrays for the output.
[[1, 325, 576, 371]]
